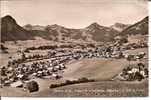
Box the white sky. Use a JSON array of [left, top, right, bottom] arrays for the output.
[[0, 0, 148, 28]]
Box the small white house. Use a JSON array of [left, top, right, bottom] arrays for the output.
[[131, 67, 139, 73]]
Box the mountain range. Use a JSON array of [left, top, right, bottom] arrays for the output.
[[110, 23, 130, 32], [1, 15, 148, 42]]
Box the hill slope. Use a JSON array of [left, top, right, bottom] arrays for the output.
[[82, 22, 118, 42], [111, 23, 130, 32], [1, 15, 33, 42], [63, 58, 129, 80], [120, 16, 148, 36]]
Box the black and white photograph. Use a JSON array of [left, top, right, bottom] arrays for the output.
[[0, 0, 149, 98]]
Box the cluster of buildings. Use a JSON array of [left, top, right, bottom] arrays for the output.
[[0, 41, 148, 87], [114, 63, 148, 81]]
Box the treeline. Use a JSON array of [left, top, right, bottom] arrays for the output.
[[50, 77, 95, 88], [1, 44, 8, 53], [24, 43, 96, 52]]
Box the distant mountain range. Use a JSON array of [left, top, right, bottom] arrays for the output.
[[23, 22, 119, 42], [1, 15, 148, 42], [110, 23, 130, 32]]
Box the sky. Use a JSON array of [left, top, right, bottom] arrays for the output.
[[0, 0, 148, 28]]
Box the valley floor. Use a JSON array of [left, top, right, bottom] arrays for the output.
[[0, 40, 148, 97], [0, 55, 148, 97]]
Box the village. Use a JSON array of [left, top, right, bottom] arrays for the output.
[[0, 39, 148, 93]]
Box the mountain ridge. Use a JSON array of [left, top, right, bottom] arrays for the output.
[[120, 16, 148, 36], [1, 15, 148, 42]]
